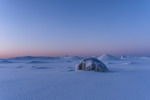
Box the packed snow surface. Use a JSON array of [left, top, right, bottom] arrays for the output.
[[0, 56, 150, 100]]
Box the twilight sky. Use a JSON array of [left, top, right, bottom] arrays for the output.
[[0, 0, 150, 58]]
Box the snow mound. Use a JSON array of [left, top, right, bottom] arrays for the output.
[[120, 55, 139, 59], [9, 56, 60, 60], [32, 66, 49, 69], [75, 57, 108, 72], [0, 60, 13, 63], [123, 61, 139, 65], [9, 56, 38, 60], [139, 57, 150, 60], [16, 65, 24, 68], [106, 62, 116, 64], [28, 61, 49, 64], [98, 54, 119, 61], [9, 56, 82, 61], [60, 55, 82, 60]]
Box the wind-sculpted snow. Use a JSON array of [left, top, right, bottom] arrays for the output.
[[9, 56, 82, 61], [0, 57, 150, 100], [98, 54, 119, 61], [9, 56, 39, 60], [32, 66, 49, 69], [122, 61, 139, 65], [16, 65, 24, 68], [0, 60, 13, 63], [60, 55, 82, 60], [28, 61, 50, 64]]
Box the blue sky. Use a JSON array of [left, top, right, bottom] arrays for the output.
[[0, 0, 150, 58]]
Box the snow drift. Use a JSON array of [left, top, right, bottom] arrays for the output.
[[98, 54, 119, 61], [0, 60, 13, 63], [28, 61, 49, 64], [59, 55, 82, 60], [9, 56, 59, 60]]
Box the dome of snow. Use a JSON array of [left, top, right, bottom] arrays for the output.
[[98, 54, 119, 61], [120, 55, 139, 59], [75, 58, 108, 72], [60, 56, 82, 60]]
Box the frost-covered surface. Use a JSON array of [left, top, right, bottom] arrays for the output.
[[0, 56, 150, 100]]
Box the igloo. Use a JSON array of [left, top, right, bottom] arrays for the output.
[[75, 58, 108, 72]]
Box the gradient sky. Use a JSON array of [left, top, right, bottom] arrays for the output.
[[0, 0, 150, 58]]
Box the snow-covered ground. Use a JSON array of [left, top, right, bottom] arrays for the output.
[[0, 55, 150, 100]]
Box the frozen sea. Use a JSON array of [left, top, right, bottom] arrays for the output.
[[0, 56, 150, 100]]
